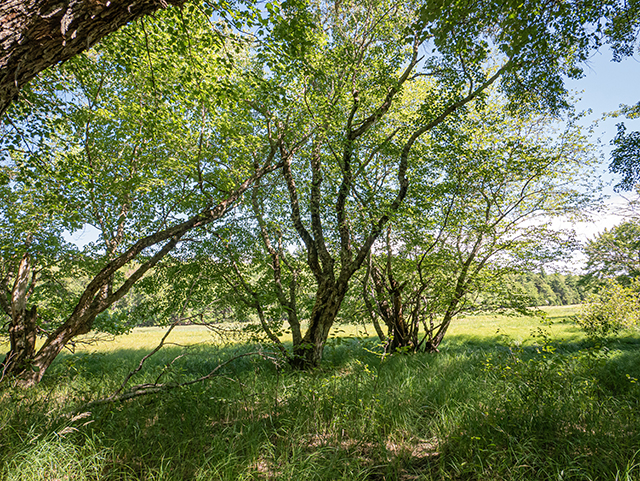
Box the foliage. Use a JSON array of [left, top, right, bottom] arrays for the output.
[[361, 96, 596, 351], [2, 0, 640, 383], [583, 217, 640, 285], [508, 271, 589, 306], [609, 102, 640, 192], [206, 0, 627, 365], [575, 278, 640, 341]]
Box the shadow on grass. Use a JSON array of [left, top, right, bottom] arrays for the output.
[[2, 332, 640, 480]]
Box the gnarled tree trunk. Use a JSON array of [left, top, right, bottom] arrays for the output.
[[291, 277, 348, 368]]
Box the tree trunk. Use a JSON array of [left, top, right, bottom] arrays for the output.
[[423, 248, 478, 352], [14, 311, 94, 386], [386, 276, 416, 352], [2, 251, 38, 380], [423, 305, 455, 353], [3, 305, 37, 379], [0, 0, 185, 117], [291, 279, 347, 368]]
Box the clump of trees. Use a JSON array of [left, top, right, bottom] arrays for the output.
[[509, 272, 588, 307], [609, 104, 640, 193], [359, 99, 595, 352], [583, 218, 640, 285], [1, 0, 640, 385]]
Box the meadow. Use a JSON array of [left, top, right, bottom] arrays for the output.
[[1, 306, 640, 480]]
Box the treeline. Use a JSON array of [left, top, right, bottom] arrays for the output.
[[510, 272, 589, 307]]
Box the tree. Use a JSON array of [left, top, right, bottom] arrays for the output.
[[0, 11, 283, 386], [610, 114, 640, 192], [0, 0, 189, 117], [362, 98, 595, 352], [583, 218, 640, 285], [576, 277, 640, 341], [206, 0, 636, 367]]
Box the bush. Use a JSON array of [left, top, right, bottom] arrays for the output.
[[575, 278, 640, 341]]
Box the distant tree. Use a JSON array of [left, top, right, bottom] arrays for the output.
[[547, 274, 582, 305], [506, 272, 587, 306], [583, 218, 640, 285]]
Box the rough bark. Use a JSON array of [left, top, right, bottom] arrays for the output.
[[0, 0, 185, 117], [291, 277, 348, 368], [4, 306, 37, 378], [1, 251, 38, 378]]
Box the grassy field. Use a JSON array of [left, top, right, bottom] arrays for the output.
[[30, 305, 584, 353], [1, 306, 640, 480]]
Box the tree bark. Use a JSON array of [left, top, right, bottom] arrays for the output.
[[4, 305, 37, 377], [2, 251, 38, 378], [0, 0, 185, 117], [291, 277, 347, 368]]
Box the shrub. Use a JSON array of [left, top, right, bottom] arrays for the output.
[[575, 278, 640, 341]]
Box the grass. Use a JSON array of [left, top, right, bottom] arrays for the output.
[[1, 306, 640, 480]]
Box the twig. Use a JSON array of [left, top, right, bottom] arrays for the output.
[[80, 350, 276, 408], [110, 318, 181, 398]]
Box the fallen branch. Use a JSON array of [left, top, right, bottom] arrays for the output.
[[80, 350, 278, 409], [111, 318, 181, 398]]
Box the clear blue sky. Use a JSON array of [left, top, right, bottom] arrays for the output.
[[566, 48, 640, 172]]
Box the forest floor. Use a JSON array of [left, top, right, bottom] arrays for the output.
[[1, 306, 640, 480]]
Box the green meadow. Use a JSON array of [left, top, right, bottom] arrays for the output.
[[2, 306, 640, 480]]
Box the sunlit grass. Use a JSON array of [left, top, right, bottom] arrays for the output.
[[447, 305, 584, 343], [1, 304, 583, 355]]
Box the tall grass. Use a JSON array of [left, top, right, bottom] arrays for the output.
[[1, 308, 640, 480]]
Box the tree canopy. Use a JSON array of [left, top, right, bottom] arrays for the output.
[[610, 104, 640, 192], [584, 218, 640, 285]]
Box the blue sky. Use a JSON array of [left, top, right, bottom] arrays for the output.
[[565, 48, 640, 171], [560, 49, 640, 240], [541, 48, 640, 272], [568, 50, 640, 127]]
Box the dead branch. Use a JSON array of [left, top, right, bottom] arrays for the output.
[[79, 350, 278, 409]]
